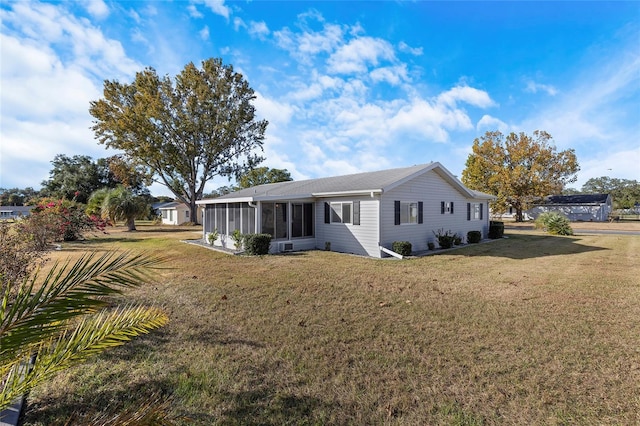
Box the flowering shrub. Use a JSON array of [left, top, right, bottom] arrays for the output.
[[24, 198, 110, 244]]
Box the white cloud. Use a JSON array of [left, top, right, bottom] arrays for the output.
[[525, 80, 558, 96], [187, 4, 203, 18], [398, 41, 423, 56], [233, 17, 245, 31], [369, 64, 409, 86], [327, 37, 395, 74], [199, 0, 230, 19], [199, 26, 210, 40], [84, 0, 110, 19], [437, 86, 497, 108], [248, 21, 269, 39], [476, 115, 509, 133]]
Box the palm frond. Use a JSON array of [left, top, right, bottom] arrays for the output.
[[0, 251, 165, 368], [0, 305, 168, 410]]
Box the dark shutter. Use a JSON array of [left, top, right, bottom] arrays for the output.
[[467, 203, 471, 221], [451, 202, 454, 214], [480, 203, 483, 220], [394, 201, 401, 225], [353, 201, 360, 225], [441, 201, 445, 214], [418, 202, 423, 224], [324, 202, 330, 224]]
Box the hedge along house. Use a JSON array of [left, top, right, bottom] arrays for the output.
[[527, 193, 613, 222], [196, 162, 495, 258]]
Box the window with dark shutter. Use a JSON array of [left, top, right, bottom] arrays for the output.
[[450, 202, 454, 214], [394, 201, 401, 225], [480, 203, 483, 220], [418, 202, 423, 224], [441, 201, 445, 214], [467, 203, 471, 221]]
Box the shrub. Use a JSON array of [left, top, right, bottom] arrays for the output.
[[206, 229, 218, 245], [392, 241, 412, 256], [427, 242, 435, 250], [535, 212, 574, 236], [453, 234, 463, 245], [467, 230, 482, 243], [231, 229, 244, 250], [488, 221, 504, 239], [244, 233, 272, 255], [433, 229, 456, 249]]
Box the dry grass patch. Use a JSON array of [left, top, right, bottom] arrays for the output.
[[21, 225, 640, 425]]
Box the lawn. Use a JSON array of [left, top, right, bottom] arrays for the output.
[[22, 225, 640, 425]]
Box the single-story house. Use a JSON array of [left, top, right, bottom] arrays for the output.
[[158, 202, 192, 225], [526, 193, 612, 222], [196, 162, 495, 258], [0, 206, 33, 220]]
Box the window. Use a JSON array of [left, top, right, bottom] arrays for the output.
[[161, 210, 168, 219], [467, 203, 484, 220], [330, 202, 352, 224], [441, 201, 454, 214], [292, 203, 314, 238], [261, 202, 288, 240], [185, 210, 190, 219], [395, 201, 423, 225]]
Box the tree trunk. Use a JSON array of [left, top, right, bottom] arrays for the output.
[[126, 217, 137, 231], [515, 208, 524, 222], [190, 202, 199, 225]]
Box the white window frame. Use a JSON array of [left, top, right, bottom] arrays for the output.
[[400, 201, 419, 225], [472, 203, 482, 220], [330, 202, 352, 224]]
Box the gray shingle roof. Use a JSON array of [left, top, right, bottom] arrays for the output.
[[198, 162, 495, 204], [543, 194, 610, 205]]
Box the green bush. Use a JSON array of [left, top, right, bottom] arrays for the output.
[[467, 230, 482, 243], [534, 212, 574, 236], [392, 241, 412, 256], [244, 233, 272, 255], [433, 229, 456, 249], [488, 221, 504, 239]]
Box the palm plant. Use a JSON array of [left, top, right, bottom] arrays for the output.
[[0, 251, 169, 410], [101, 186, 149, 231]]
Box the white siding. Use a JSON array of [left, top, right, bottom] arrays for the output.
[[315, 195, 380, 257], [380, 170, 490, 253]]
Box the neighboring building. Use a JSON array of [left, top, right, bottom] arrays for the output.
[[158, 202, 192, 225], [527, 193, 613, 222], [0, 206, 33, 220], [196, 162, 495, 257]]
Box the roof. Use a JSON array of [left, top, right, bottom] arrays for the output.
[[158, 202, 188, 210], [197, 162, 495, 204], [0, 206, 33, 213], [541, 194, 610, 205]]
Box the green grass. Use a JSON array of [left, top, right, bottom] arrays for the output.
[[22, 226, 640, 425]]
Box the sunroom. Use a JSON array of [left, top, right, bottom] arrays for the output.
[[202, 200, 315, 252]]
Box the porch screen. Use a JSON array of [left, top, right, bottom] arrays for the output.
[[261, 202, 288, 240]]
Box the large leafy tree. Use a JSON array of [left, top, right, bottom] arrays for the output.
[[236, 167, 292, 189], [581, 176, 640, 209], [89, 58, 268, 223], [101, 186, 150, 231], [41, 155, 118, 204], [462, 130, 579, 221]]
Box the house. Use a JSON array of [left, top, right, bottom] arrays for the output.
[[0, 206, 33, 221], [526, 193, 612, 222], [158, 202, 192, 225], [196, 162, 495, 258]]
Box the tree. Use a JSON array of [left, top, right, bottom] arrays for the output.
[[0, 187, 40, 206], [41, 155, 118, 204], [236, 167, 292, 189], [90, 57, 268, 224], [106, 155, 152, 196], [101, 186, 150, 231], [581, 177, 640, 209], [1, 251, 168, 411], [462, 130, 580, 221]]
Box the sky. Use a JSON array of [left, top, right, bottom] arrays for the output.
[[1, 0, 639, 197]]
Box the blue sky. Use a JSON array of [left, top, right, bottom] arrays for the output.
[[1, 1, 638, 196]]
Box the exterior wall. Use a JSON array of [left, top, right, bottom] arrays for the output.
[[380, 171, 490, 253], [161, 206, 190, 225], [315, 195, 381, 257]]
